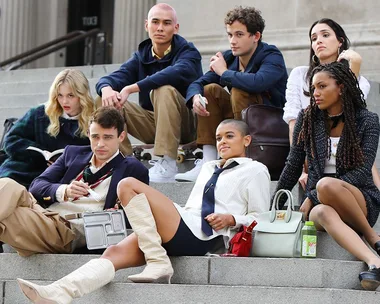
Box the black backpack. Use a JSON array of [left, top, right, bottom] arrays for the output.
[[0, 118, 18, 165]]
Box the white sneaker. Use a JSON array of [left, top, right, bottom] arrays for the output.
[[175, 158, 204, 182], [149, 158, 178, 183]]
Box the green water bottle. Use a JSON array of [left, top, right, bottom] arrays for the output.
[[301, 221, 317, 258]]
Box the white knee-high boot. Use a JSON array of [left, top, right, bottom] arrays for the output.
[[123, 193, 173, 283], [17, 258, 115, 304]]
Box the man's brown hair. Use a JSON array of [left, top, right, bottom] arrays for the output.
[[90, 107, 124, 136], [224, 6, 265, 39]]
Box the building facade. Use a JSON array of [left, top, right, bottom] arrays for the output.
[[0, 0, 380, 81]]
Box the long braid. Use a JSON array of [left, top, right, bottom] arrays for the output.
[[298, 62, 366, 170]]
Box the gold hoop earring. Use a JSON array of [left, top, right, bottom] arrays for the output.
[[312, 55, 319, 64]]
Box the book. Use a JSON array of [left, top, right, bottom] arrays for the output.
[[26, 146, 64, 162]]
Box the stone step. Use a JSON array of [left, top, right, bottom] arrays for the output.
[[1, 229, 361, 261], [0, 254, 368, 290], [0, 93, 48, 107], [6, 281, 380, 304], [0, 78, 99, 95], [0, 64, 121, 83]]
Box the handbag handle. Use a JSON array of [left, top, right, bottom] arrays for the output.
[[269, 189, 294, 223]]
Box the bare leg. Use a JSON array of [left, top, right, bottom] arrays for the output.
[[310, 205, 380, 267], [101, 233, 145, 271], [309, 177, 380, 267], [116, 177, 182, 283], [117, 177, 181, 243], [316, 177, 380, 246]]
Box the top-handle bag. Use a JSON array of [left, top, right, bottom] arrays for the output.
[[252, 189, 303, 258]]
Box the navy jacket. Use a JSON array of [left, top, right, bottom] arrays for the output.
[[0, 105, 89, 188], [29, 145, 149, 210], [96, 34, 203, 111], [186, 41, 288, 108]]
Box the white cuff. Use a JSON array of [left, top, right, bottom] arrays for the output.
[[56, 184, 68, 203]]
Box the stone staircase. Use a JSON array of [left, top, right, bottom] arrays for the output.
[[0, 65, 380, 303]]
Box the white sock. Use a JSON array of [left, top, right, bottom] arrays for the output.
[[202, 145, 217, 162], [163, 155, 177, 168]]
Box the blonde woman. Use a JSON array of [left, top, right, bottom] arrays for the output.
[[0, 69, 94, 188]]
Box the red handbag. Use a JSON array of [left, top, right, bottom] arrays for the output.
[[226, 220, 258, 257]]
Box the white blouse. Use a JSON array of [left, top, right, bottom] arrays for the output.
[[173, 157, 270, 248], [283, 66, 370, 124], [324, 137, 340, 174]]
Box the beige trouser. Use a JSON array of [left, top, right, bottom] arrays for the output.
[[96, 85, 196, 159], [0, 178, 75, 257], [197, 84, 263, 146]]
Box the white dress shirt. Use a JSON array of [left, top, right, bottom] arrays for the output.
[[174, 157, 270, 248]]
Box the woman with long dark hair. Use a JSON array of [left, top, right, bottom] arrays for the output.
[[283, 18, 380, 188], [277, 61, 380, 290]]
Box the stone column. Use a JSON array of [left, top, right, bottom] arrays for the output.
[[112, 0, 156, 63], [0, 0, 36, 67]]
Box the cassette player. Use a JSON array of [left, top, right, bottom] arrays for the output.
[[83, 210, 128, 250]]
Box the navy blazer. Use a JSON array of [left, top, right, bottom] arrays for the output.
[[275, 108, 380, 226], [29, 145, 149, 210]]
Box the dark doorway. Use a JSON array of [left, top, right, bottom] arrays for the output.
[[66, 0, 114, 66]]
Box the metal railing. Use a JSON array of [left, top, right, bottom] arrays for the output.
[[0, 28, 102, 71]]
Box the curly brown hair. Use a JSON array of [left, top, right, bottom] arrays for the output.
[[298, 62, 366, 171], [224, 6, 265, 39]]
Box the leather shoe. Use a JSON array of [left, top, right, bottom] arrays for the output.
[[374, 241, 380, 256], [359, 265, 380, 291]]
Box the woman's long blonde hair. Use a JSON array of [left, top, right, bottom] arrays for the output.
[[45, 69, 94, 138]]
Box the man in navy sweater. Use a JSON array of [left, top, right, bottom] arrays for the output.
[[176, 6, 288, 182], [96, 3, 203, 183]]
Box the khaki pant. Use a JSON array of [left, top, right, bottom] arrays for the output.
[[0, 178, 75, 257], [197, 84, 262, 146], [97, 85, 196, 159]]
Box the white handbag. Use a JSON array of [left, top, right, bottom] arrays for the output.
[[252, 189, 303, 258]]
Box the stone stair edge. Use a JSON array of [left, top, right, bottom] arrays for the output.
[[0, 253, 367, 289], [5, 280, 380, 304], [1, 229, 363, 261]]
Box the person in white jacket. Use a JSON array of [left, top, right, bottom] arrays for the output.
[[283, 18, 380, 188]]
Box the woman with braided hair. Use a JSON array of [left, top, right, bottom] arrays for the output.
[[283, 18, 380, 189], [275, 61, 380, 290]]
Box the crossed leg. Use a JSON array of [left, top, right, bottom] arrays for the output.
[[101, 177, 181, 271], [309, 177, 380, 267]]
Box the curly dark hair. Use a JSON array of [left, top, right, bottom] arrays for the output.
[[298, 62, 366, 171], [224, 6, 265, 40]]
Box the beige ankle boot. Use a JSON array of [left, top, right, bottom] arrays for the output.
[[123, 193, 173, 283], [17, 258, 115, 304]]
